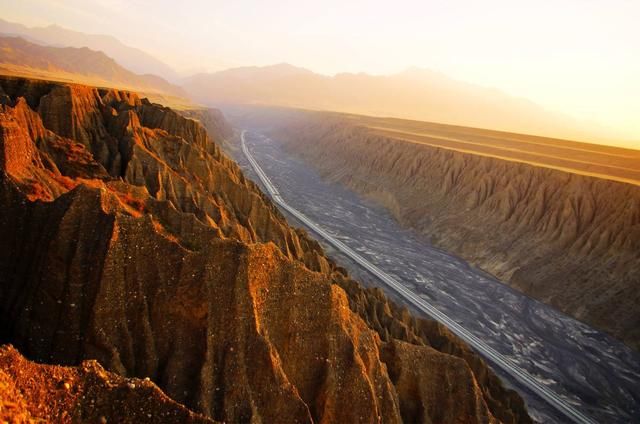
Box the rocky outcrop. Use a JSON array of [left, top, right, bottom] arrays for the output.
[[0, 75, 531, 423], [269, 114, 640, 351], [0, 344, 214, 423], [0, 75, 331, 272]]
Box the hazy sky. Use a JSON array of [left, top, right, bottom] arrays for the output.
[[2, 0, 639, 145]]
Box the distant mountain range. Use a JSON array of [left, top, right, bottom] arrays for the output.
[[0, 18, 178, 82], [184, 63, 611, 142], [0, 18, 619, 142], [0, 35, 186, 101]]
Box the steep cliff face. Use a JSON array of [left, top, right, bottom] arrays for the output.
[[0, 75, 531, 423], [270, 115, 640, 351]]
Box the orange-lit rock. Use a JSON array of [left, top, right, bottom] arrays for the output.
[[0, 75, 531, 423], [0, 345, 214, 423]]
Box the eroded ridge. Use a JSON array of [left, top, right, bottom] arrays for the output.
[[0, 76, 530, 423]]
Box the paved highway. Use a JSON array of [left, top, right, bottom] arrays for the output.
[[240, 129, 597, 424]]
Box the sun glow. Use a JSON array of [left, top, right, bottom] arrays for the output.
[[1, 0, 639, 147]]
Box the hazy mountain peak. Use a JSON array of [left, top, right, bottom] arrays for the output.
[[267, 62, 310, 71], [396, 66, 448, 80], [0, 18, 178, 82], [183, 64, 609, 141], [204, 62, 316, 83], [0, 35, 186, 100]]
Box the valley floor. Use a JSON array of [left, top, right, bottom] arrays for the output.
[[230, 130, 640, 423]]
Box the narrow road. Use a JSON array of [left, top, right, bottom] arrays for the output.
[[240, 130, 597, 424]]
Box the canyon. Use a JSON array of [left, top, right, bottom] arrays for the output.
[[0, 75, 531, 423], [240, 107, 640, 352]]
